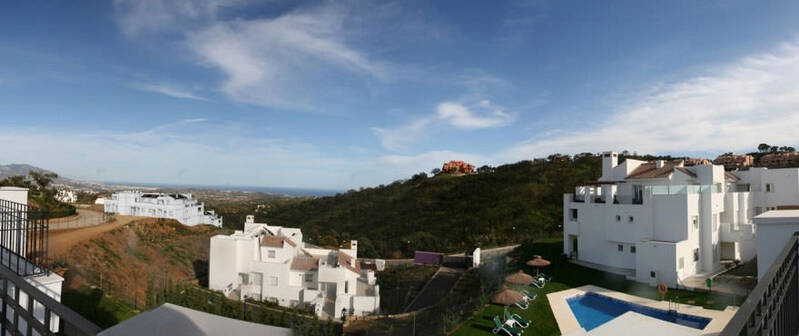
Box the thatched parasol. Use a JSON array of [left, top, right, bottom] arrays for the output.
[[491, 287, 524, 305], [504, 271, 534, 285], [526, 256, 551, 275]]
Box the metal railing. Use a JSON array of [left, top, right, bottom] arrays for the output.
[[0, 199, 102, 335], [720, 233, 799, 336], [0, 199, 49, 277], [0, 261, 101, 335]]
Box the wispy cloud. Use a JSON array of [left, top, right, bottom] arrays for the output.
[[373, 100, 515, 150], [133, 82, 208, 101], [185, 3, 388, 110], [504, 40, 799, 160]]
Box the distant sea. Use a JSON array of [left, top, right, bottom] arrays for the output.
[[102, 181, 342, 197]]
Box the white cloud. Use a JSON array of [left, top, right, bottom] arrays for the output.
[[133, 82, 208, 101], [113, 0, 246, 36], [373, 100, 515, 150], [504, 41, 799, 160], [436, 101, 513, 129], [185, 3, 388, 110]]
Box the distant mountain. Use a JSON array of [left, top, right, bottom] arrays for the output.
[[0, 163, 71, 183]]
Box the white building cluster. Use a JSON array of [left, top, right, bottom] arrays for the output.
[[104, 191, 222, 227], [563, 151, 799, 287], [209, 215, 380, 319]]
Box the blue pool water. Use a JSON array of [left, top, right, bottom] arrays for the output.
[[566, 292, 711, 331]]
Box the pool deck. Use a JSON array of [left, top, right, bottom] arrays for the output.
[[547, 285, 738, 335]]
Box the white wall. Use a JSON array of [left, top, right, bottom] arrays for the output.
[[754, 221, 799, 279]]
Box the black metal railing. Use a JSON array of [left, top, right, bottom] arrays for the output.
[[720, 233, 799, 336], [0, 258, 101, 336], [0, 198, 101, 335], [0, 199, 49, 277]]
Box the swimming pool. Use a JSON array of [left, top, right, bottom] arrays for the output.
[[566, 292, 711, 331]]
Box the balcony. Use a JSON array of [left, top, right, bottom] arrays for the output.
[[572, 194, 584, 203], [0, 199, 101, 335], [720, 233, 799, 335]]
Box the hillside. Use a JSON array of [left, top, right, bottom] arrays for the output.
[[260, 154, 602, 258], [0, 163, 72, 184], [56, 218, 230, 326]]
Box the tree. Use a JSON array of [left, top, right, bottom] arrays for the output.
[[430, 168, 441, 175], [758, 143, 771, 152], [0, 175, 31, 188], [28, 171, 57, 191]]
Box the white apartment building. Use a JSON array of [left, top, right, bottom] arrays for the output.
[[55, 188, 77, 203], [563, 151, 799, 287], [209, 215, 380, 319], [104, 191, 222, 227]]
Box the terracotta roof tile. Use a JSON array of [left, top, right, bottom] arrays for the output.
[[261, 236, 284, 248], [291, 257, 319, 271], [337, 252, 361, 274], [260, 235, 297, 248], [626, 161, 683, 179]]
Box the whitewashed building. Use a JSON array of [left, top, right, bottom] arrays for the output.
[[104, 191, 222, 227], [563, 151, 799, 287], [55, 189, 77, 203], [209, 215, 380, 319], [752, 210, 799, 279]]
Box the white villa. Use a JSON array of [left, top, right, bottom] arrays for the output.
[[563, 151, 799, 287], [104, 191, 222, 227], [209, 215, 380, 319]]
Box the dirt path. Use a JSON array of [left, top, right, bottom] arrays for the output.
[[48, 215, 146, 258], [50, 209, 109, 231]]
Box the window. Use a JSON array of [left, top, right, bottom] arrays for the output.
[[650, 271, 656, 278], [616, 215, 621, 222], [344, 281, 349, 294], [630, 246, 636, 254], [766, 183, 773, 192], [617, 244, 623, 252], [692, 216, 698, 230], [304, 273, 313, 282], [693, 248, 699, 262], [268, 250, 276, 258], [628, 216, 634, 223], [679, 257, 684, 269], [570, 209, 578, 221], [269, 276, 278, 286]]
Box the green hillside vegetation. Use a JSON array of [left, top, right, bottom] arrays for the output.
[[260, 153, 603, 259], [0, 171, 76, 218]]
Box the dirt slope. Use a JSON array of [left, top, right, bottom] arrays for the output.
[[57, 218, 230, 306]]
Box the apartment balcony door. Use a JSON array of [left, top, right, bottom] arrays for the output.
[[569, 235, 579, 259]]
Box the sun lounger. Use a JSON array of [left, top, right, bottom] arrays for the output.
[[521, 290, 537, 302], [531, 278, 545, 289], [492, 316, 523, 336], [504, 310, 530, 328], [514, 300, 529, 309]]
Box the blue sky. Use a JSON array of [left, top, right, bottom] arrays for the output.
[[1, 0, 799, 190]]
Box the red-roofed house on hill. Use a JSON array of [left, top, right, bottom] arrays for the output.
[[713, 153, 754, 170], [442, 160, 475, 174]]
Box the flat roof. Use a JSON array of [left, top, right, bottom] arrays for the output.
[[0, 186, 28, 191], [99, 303, 292, 336], [753, 210, 799, 225]]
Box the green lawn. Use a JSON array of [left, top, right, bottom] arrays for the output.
[[451, 238, 742, 336], [61, 287, 141, 329]]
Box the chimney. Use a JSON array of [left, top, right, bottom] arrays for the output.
[[601, 151, 618, 180], [246, 215, 254, 223], [656, 160, 665, 168], [350, 240, 358, 259]]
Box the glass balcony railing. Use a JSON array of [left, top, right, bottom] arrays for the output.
[[644, 184, 722, 195]]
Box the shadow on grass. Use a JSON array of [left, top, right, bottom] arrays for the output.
[[61, 287, 139, 329]]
